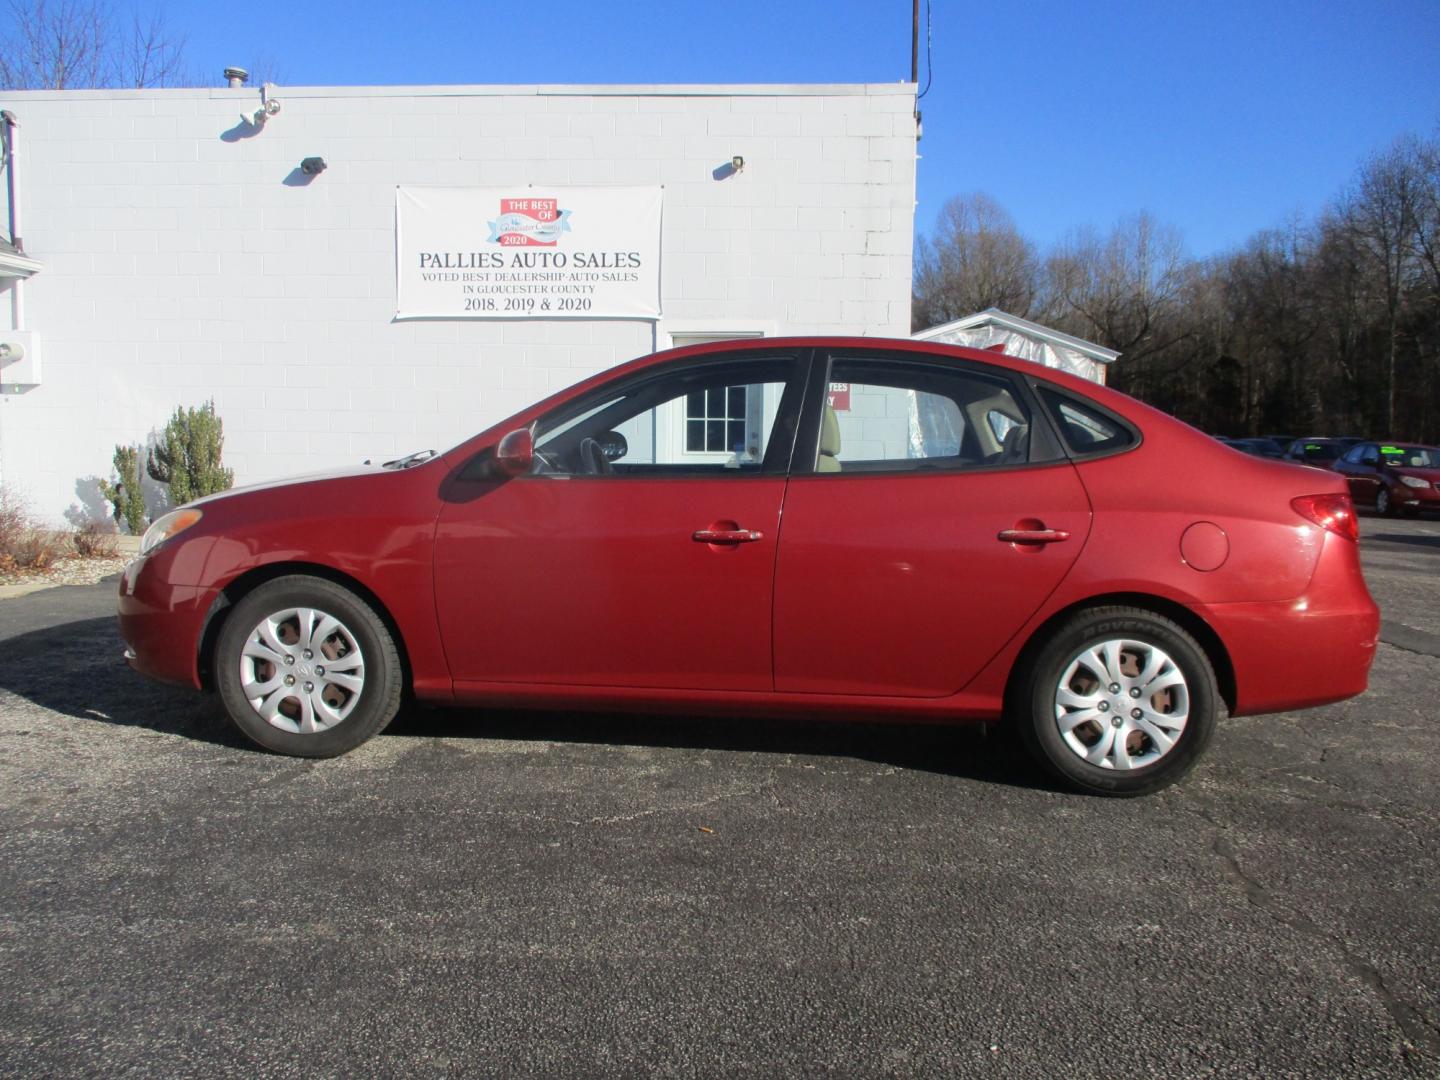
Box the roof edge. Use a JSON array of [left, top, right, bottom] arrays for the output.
[[1, 82, 918, 102], [913, 308, 1120, 363], [0, 246, 43, 277]]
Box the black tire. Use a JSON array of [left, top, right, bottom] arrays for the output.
[[215, 575, 403, 757], [1014, 606, 1220, 797], [1376, 487, 1394, 516]]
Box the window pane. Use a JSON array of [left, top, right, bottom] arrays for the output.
[[531, 357, 794, 474], [727, 420, 745, 452], [1039, 390, 1134, 455], [823, 357, 1029, 473]]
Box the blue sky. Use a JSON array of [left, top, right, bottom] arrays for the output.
[[170, 0, 1440, 258]]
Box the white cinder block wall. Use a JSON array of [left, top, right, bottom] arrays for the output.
[[0, 83, 917, 526]]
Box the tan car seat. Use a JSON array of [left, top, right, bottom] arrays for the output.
[[818, 405, 842, 472]]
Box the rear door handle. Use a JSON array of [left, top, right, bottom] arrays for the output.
[[997, 528, 1071, 545], [693, 528, 764, 544]]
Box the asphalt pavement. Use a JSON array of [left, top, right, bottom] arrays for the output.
[[1, 515, 1437, 1077]]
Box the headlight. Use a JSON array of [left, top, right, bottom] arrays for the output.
[[1400, 476, 1429, 489], [139, 508, 204, 555]]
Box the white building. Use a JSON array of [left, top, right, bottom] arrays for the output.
[[0, 81, 917, 525]]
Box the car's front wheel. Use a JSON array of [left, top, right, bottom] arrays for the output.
[[1376, 487, 1394, 516], [215, 575, 403, 757], [1015, 606, 1220, 796]]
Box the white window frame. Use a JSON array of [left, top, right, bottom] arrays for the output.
[[658, 324, 776, 466]]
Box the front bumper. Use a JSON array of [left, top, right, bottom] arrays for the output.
[[117, 554, 216, 689], [1393, 481, 1440, 511]]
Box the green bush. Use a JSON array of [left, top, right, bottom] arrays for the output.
[[98, 446, 147, 534], [147, 400, 235, 507]]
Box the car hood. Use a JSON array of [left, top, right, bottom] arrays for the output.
[[1391, 467, 1440, 482], [186, 463, 386, 508]]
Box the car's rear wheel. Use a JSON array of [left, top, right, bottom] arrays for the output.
[[1015, 606, 1219, 796], [215, 575, 403, 757]]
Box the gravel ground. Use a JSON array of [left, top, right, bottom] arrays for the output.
[[0, 554, 129, 592], [0, 534, 137, 598]]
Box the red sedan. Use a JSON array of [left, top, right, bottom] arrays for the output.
[[1332, 441, 1440, 517], [118, 338, 1379, 796]]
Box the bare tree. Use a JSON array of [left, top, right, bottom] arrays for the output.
[[1339, 138, 1426, 433], [1222, 221, 1323, 431], [912, 193, 1039, 329], [117, 6, 187, 88], [1046, 212, 1193, 359], [910, 134, 1440, 441], [0, 0, 187, 89]]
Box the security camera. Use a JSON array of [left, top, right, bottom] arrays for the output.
[[300, 157, 327, 175]]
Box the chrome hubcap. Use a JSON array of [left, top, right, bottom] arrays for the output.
[[1053, 638, 1189, 770], [238, 606, 365, 734]]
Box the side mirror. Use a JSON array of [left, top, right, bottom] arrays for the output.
[[1361, 454, 1379, 467], [495, 428, 535, 476]]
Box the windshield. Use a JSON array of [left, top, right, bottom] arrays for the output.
[[1296, 441, 1340, 461], [1378, 445, 1438, 468]]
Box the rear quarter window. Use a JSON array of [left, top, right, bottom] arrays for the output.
[[1037, 387, 1137, 458]]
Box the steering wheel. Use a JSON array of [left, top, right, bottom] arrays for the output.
[[578, 437, 613, 475], [532, 449, 564, 474]]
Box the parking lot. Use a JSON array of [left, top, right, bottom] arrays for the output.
[[1, 516, 1437, 1077]]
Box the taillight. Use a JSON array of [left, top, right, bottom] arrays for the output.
[[1292, 493, 1358, 542]]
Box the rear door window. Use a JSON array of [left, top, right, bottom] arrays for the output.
[[812, 356, 1033, 473]]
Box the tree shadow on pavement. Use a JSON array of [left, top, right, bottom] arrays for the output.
[[0, 614, 1053, 792], [1369, 531, 1440, 550]]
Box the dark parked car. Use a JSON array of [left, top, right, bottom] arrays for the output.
[[1283, 438, 1348, 468], [119, 337, 1380, 797], [1333, 441, 1440, 516], [1218, 437, 1285, 459]]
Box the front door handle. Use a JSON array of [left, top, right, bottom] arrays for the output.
[[693, 528, 764, 544], [997, 528, 1071, 545]]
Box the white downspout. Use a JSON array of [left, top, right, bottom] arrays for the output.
[[2, 109, 22, 331], [1, 109, 18, 489]]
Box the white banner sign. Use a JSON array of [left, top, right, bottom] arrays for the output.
[[395, 186, 662, 320]]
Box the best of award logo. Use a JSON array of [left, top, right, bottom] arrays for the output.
[[486, 197, 572, 247]]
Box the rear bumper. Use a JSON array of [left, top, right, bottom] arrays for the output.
[[1204, 602, 1378, 714], [116, 554, 214, 689], [1200, 535, 1379, 716]]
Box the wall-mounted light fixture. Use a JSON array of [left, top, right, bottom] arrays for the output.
[[300, 157, 327, 176], [731, 155, 745, 172], [249, 83, 281, 128]]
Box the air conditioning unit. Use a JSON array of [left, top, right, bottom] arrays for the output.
[[0, 330, 40, 389]]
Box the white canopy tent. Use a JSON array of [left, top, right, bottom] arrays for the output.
[[913, 308, 1118, 385]]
